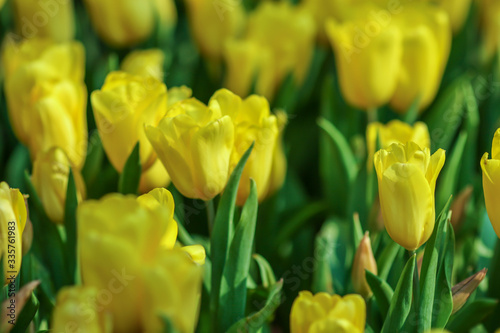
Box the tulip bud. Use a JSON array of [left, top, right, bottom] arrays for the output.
[[290, 291, 366, 333], [31, 147, 86, 224], [366, 120, 431, 170], [481, 128, 500, 238], [121, 49, 165, 83], [352, 232, 378, 298], [451, 268, 487, 314], [0, 182, 27, 282], [374, 142, 446, 251], [12, 0, 76, 42]]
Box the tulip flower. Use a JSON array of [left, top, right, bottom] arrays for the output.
[[434, 0, 472, 34], [374, 142, 445, 251], [121, 49, 165, 82], [300, 0, 349, 43], [366, 120, 430, 170], [352, 232, 378, 298], [481, 129, 500, 238], [265, 110, 288, 197], [12, 0, 76, 42], [0, 182, 27, 281], [478, 0, 500, 63], [78, 189, 204, 332], [31, 147, 86, 224], [290, 291, 366, 333], [3, 39, 88, 169]]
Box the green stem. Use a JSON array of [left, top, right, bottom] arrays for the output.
[[367, 107, 378, 124], [412, 251, 419, 332], [206, 199, 215, 236]]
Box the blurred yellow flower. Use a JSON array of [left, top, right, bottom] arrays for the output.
[[0, 182, 27, 281], [481, 128, 500, 238], [224, 2, 315, 100], [32, 147, 86, 224], [352, 232, 377, 298], [78, 189, 204, 332], [433, 0, 471, 34], [478, 0, 500, 63], [12, 0, 75, 42], [300, 0, 350, 42], [265, 110, 288, 198], [121, 49, 165, 82], [374, 142, 445, 251], [290, 291, 366, 333], [3, 39, 87, 169], [366, 120, 431, 170]]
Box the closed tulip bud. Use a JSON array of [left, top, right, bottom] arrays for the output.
[[0, 182, 27, 282], [31, 147, 86, 224], [367, 120, 430, 170], [52, 286, 108, 333], [12, 0, 75, 42], [326, 10, 403, 110], [121, 49, 165, 83], [451, 268, 487, 315], [290, 291, 366, 333], [374, 142, 445, 251], [146, 97, 235, 201], [352, 232, 377, 298], [481, 129, 500, 238], [390, 4, 451, 113], [3, 39, 87, 169]]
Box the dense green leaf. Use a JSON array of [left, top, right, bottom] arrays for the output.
[[252, 254, 276, 289], [376, 240, 402, 281], [447, 298, 498, 333], [366, 270, 394, 319], [11, 292, 39, 333], [118, 142, 141, 195]]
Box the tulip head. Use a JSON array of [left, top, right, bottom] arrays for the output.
[[481, 129, 500, 238], [374, 142, 445, 251], [121, 49, 165, 82], [32, 147, 86, 224], [0, 182, 27, 281], [478, 0, 500, 63], [290, 291, 366, 333], [352, 232, 378, 298], [265, 110, 288, 197]]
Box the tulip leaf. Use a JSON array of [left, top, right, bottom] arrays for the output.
[[381, 254, 415, 333], [63, 169, 79, 285], [402, 96, 420, 125], [459, 81, 479, 188], [11, 292, 39, 333], [446, 298, 498, 333], [377, 239, 403, 281], [160, 314, 180, 333], [227, 279, 283, 333], [81, 131, 104, 188], [366, 270, 394, 319], [210, 143, 254, 331], [118, 142, 141, 195], [252, 254, 276, 289], [219, 179, 258, 331]]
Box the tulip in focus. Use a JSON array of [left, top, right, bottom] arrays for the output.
[[481, 128, 500, 238], [352, 232, 378, 298], [0, 182, 27, 281], [374, 142, 445, 251], [290, 291, 366, 333], [31, 147, 86, 224]]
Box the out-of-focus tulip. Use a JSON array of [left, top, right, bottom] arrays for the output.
[[390, 3, 451, 113], [31, 147, 86, 224], [208, 89, 279, 205], [3, 39, 87, 169], [12, 0, 75, 42], [52, 286, 109, 333], [146, 97, 235, 201], [290, 291, 366, 333], [121, 49, 165, 82], [481, 128, 500, 238], [0, 182, 27, 281], [374, 142, 445, 251], [78, 188, 204, 332], [265, 110, 287, 197], [433, 0, 471, 34], [478, 0, 500, 63], [300, 0, 350, 43], [451, 268, 487, 315], [184, 0, 245, 61], [352, 232, 378, 298], [366, 120, 430, 170], [224, 2, 315, 100], [326, 7, 403, 110]]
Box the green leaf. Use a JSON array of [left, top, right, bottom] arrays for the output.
[[402, 96, 420, 124], [160, 314, 180, 333], [381, 254, 416, 333], [118, 142, 141, 195], [210, 143, 254, 330], [64, 169, 79, 285], [353, 213, 364, 248], [81, 131, 104, 186], [11, 292, 39, 333], [446, 298, 498, 333], [376, 240, 403, 281], [252, 254, 276, 289], [366, 270, 394, 319], [219, 179, 258, 331], [227, 280, 283, 333]]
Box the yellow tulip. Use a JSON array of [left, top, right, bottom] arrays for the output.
[[366, 120, 430, 170], [52, 286, 109, 333], [121, 49, 165, 83], [326, 7, 403, 110], [300, 0, 350, 43], [352, 232, 377, 298], [374, 142, 445, 251], [31, 147, 86, 224], [434, 0, 472, 34], [184, 0, 245, 61], [478, 0, 500, 63], [3, 39, 87, 169], [223, 2, 315, 100], [390, 3, 451, 113], [290, 291, 366, 333], [78, 189, 204, 332], [208, 89, 279, 205], [146, 97, 235, 201], [265, 109, 288, 197], [12, 0, 75, 42], [0, 182, 27, 281], [481, 128, 500, 238]]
